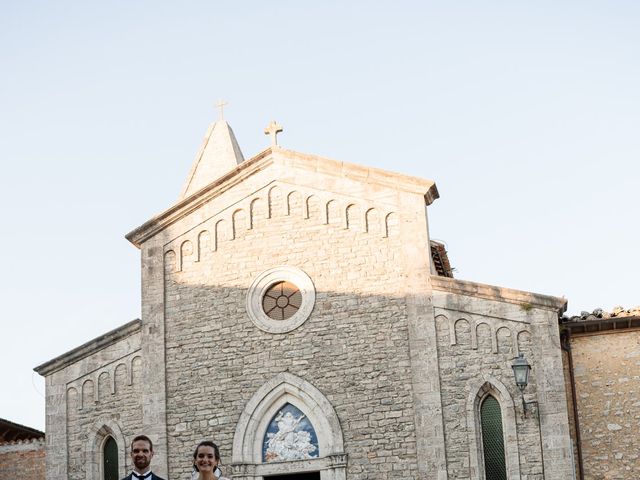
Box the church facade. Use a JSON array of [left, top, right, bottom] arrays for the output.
[[35, 116, 574, 480]]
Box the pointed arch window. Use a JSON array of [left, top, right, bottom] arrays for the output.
[[103, 436, 118, 480], [480, 395, 507, 480]]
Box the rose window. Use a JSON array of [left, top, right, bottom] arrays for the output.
[[246, 266, 315, 334], [262, 281, 302, 320]]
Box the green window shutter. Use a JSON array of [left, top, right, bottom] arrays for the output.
[[103, 436, 119, 480], [481, 395, 507, 480]]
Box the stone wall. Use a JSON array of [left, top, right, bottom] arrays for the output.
[[161, 180, 420, 479], [0, 439, 45, 480], [65, 351, 143, 479], [36, 323, 143, 480], [432, 279, 574, 480], [569, 329, 640, 480], [114, 147, 573, 479]]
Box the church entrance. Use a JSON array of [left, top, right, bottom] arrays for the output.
[[264, 473, 320, 480]]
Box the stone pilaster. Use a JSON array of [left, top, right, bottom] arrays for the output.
[[531, 310, 574, 480], [141, 239, 169, 477], [44, 373, 67, 480], [399, 192, 447, 480]]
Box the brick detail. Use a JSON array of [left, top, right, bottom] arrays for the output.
[[0, 439, 45, 480]]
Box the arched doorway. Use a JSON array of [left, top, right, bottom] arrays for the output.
[[103, 436, 119, 480], [232, 373, 346, 480], [86, 417, 127, 480]]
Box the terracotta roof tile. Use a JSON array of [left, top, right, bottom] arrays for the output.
[[562, 306, 640, 323], [430, 241, 454, 278]]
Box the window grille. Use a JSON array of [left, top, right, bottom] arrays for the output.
[[481, 395, 507, 480]]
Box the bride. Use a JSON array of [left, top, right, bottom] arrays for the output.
[[191, 441, 230, 480]]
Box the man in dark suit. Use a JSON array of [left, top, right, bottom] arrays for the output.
[[121, 435, 166, 480]]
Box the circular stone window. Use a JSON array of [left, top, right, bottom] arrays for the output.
[[246, 267, 316, 333]]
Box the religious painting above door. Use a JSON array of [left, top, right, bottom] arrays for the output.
[[263, 403, 319, 462]]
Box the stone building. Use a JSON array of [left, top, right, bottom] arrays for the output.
[[35, 115, 575, 479], [561, 307, 640, 480], [0, 418, 45, 480]]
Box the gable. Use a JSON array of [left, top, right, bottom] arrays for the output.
[[126, 147, 438, 249]]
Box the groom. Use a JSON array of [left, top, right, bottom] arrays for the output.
[[121, 435, 166, 480]]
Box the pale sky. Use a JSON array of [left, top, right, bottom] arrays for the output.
[[1, 1, 638, 432]]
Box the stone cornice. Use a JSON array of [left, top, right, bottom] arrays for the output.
[[126, 147, 439, 248], [34, 319, 141, 376], [431, 276, 567, 313], [275, 148, 439, 203]]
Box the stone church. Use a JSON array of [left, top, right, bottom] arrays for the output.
[[35, 113, 575, 480]]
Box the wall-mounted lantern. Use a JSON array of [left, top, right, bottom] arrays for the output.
[[511, 353, 532, 415]]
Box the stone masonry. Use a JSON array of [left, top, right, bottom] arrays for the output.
[[565, 329, 640, 479], [35, 320, 143, 479], [36, 118, 576, 480], [131, 148, 441, 479], [432, 277, 573, 480], [161, 188, 416, 478]]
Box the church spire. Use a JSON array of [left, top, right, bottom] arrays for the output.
[[179, 102, 245, 199]]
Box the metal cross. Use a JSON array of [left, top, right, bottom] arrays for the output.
[[264, 120, 283, 147], [215, 100, 229, 120]]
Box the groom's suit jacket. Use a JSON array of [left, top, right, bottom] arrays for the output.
[[120, 473, 166, 480]]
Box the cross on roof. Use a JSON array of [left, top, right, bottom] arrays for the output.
[[215, 100, 229, 120], [264, 120, 283, 147]]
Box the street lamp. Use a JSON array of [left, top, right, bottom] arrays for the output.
[[511, 353, 532, 414]]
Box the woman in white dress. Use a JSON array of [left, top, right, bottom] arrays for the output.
[[191, 440, 230, 480]]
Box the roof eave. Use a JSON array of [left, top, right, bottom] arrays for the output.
[[431, 275, 568, 313], [561, 315, 640, 335], [0, 418, 45, 439], [126, 148, 275, 248], [34, 319, 141, 376]]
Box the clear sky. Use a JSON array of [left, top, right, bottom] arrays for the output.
[[1, 1, 638, 431]]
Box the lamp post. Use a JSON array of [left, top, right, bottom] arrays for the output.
[[511, 353, 532, 414]]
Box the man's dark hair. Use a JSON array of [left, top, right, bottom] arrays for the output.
[[131, 435, 154, 452]]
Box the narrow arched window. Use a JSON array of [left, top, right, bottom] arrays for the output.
[[103, 436, 118, 480], [481, 395, 507, 480]]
